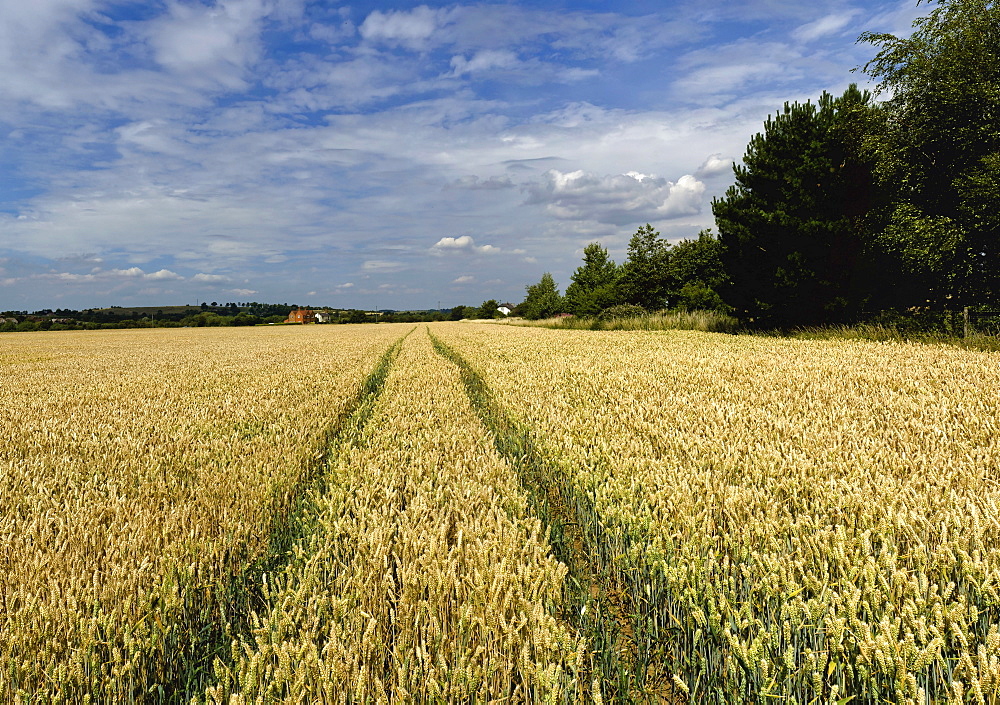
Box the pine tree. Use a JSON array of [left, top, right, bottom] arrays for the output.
[[712, 85, 883, 326]]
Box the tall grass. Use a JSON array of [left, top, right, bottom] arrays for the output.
[[511, 309, 742, 334], [792, 322, 1000, 352]]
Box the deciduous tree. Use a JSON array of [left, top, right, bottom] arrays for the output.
[[666, 230, 731, 312], [564, 243, 621, 316], [859, 0, 1000, 306], [521, 273, 563, 320], [476, 299, 501, 319], [616, 224, 670, 311]]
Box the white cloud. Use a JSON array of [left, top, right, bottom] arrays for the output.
[[696, 153, 735, 178], [525, 170, 706, 225], [432, 235, 500, 254], [230, 287, 257, 296], [452, 275, 475, 283], [111, 267, 145, 277], [145, 0, 272, 88], [193, 273, 230, 282], [147, 269, 183, 280], [669, 38, 825, 104], [449, 50, 519, 77], [0, 0, 104, 109], [792, 12, 859, 44], [335, 282, 355, 289], [41, 266, 183, 283], [53, 271, 97, 282], [359, 6, 443, 48]]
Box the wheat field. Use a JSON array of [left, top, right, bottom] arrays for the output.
[[3, 322, 999, 702], [0, 325, 401, 700], [435, 323, 1000, 703]]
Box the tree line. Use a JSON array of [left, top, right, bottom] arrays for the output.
[[519, 0, 1000, 329]]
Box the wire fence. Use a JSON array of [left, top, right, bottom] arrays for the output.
[[964, 307, 1000, 337]]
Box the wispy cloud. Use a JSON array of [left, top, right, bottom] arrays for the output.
[[0, 0, 923, 310], [192, 273, 230, 283], [361, 259, 406, 273], [792, 11, 861, 43]]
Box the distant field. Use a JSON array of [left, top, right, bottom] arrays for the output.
[[3, 323, 999, 702]]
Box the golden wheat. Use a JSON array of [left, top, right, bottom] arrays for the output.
[[10, 319, 998, 702], [435, 322, 1000, 702], [208, 328, 576, 703], [0, 325, 401, 700]]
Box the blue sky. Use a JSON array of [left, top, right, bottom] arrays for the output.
[[0, 0, 922, 311]]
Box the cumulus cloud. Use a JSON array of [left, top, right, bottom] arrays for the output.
[[452, 275, 475, 283], [192, 273, 230, 282], [53, 271, 98, 282], [525, 170, 706, 225], [359, 6, 443, 48], [102, 267, 183, 280], [43, 266, 183, 283], [230, 288, 257, 296], [146, 269, 183, 280], [432, 236, 500, 254], [696, 153, 735, 178]]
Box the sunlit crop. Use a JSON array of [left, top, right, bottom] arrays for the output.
[[7, 320, 1000, 702], [208, 329, 576, 702], [436, 322, 1000, 702], [0, 325, 399, 700]]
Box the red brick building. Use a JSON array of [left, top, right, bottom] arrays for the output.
[[285, 308, 314, 324]]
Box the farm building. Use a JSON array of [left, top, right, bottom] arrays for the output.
[[285, 309, 314, 324]]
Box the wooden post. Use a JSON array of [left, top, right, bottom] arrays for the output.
[[964, 306, 970, 338]]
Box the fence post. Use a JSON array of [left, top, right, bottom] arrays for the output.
[[964, 306, 970, 338]]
